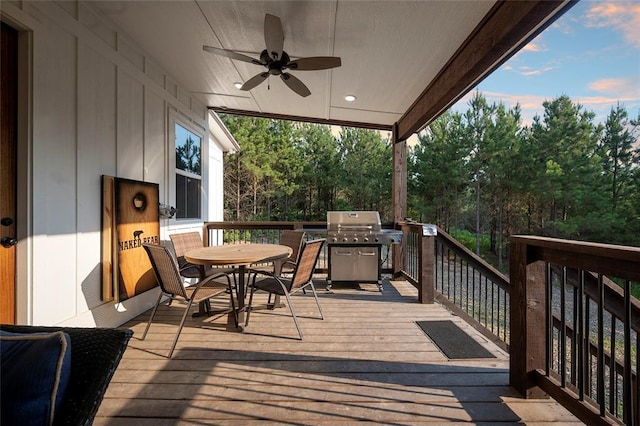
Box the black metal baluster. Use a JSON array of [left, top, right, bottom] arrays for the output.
[[440, 243, 444, 293], [561, 266, 567, 387], [484, 276, 488, 330], [609, 313, 616, 417], [497, 285, 501, 340], [634, 326, 639, 425], [546, 263, 553, 376], [490, 279, 495, 334], [473, 268, 477, 323], [585, 296, 593, 399], [448, 248, 452, 299], [622, 279, 632, 425], [578, 269, 585, 401], [571, 270, 578, 387], [465, 262, 470, 316], [597, 274, 605, 417], [453, 252, 457, 305]]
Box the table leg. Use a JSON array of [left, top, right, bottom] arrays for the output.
[[193, 265, 210, 317], [228, 265, 246, 331]]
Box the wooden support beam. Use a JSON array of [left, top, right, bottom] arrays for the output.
[[392, 123, 407, 224], [210, 107, 393, 132], [396, 1, 574, 140], [392, 123, 407, 278]]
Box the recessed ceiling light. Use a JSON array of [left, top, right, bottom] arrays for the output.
[[233, 82, 243, 89], [344, 95, 357, 102]]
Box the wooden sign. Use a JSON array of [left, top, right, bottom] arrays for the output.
[[102, 176, 159, 302]]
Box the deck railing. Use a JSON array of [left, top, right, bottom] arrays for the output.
[[510, 236, 639, 425], [202, 221, 396, 274], [396, 223, 510, 350]]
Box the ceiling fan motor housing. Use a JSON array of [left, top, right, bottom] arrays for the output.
[[265, 50, 290, 75]]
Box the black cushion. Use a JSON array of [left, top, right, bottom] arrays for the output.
[[0, 330, 71, 426]]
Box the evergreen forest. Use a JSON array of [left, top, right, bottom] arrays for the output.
[[220, 92, 640, 267]]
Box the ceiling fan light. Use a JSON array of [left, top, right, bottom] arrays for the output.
[[233, 82, 243, 89], [344, 95, 357, 102]]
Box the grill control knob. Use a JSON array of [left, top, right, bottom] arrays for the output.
[[353, 237, 358, 243], [332, 237, 338, 243], [374, 237, 380, 242], [342, 237, 348, 242], [363, 237, 369, 242]]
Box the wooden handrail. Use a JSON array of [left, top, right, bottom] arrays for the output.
[[510, 235, 639, 424]]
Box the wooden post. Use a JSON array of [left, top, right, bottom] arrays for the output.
[[509, 237, 547, 398], [418, 233, 434, 304], [202, 223, 209, 247], [392, 123, 407, 278]]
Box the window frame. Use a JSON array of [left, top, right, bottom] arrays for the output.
[[169, 112, 207, 223]]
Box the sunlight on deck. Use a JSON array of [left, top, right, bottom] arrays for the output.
[[95, 278, 579, 424]]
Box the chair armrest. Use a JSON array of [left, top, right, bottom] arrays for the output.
[[197, 270, 232, 288], [282, 259, 297, 269]]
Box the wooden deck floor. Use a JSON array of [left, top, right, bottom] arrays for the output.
[[95, 278, 580, 425]]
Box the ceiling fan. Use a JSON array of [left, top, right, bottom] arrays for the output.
[[203, 14, 341, 97]]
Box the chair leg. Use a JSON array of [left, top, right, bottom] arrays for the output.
[[309, 282, 324, 320], [283, 291, 303, 340], [168, 298, 194, 358], [245, 283, 256, 327], [142, 291, 165, 340]]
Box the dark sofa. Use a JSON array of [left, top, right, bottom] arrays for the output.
[[0, 324, 132, 426]]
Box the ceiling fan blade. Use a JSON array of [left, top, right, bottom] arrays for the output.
[[281, 73, 311, 97], [264, 14, 284, 61], [203, 46, 262, 65], [241, 72, 269, 91], [287, 57, 342, 71]]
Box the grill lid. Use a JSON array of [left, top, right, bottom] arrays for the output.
[[327, 211, 381, 232]]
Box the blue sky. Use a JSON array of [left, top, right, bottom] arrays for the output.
[[452, 0, 640, 127]]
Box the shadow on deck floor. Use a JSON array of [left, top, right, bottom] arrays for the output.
[[95, 279, 579, 424]]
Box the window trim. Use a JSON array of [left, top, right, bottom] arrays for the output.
[[169, 112, 207, 223]]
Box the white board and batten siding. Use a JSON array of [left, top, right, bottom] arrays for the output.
[[2, 1, 235, 327]]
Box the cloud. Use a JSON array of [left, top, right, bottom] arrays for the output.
[[584, 1, 640, 48], [589, 77, 640, 98], [520, 67, 554, 76], [521, 42, 547, 53]]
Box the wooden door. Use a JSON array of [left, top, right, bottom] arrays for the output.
[[1, 22, 19, 324]]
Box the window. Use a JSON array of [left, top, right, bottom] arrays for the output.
[[175, 123, 202, 219]]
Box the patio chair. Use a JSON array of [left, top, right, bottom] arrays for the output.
[[142, 243, 237, 357], [274, 230, 305, 275], [170, 231, 237, 315], [0, 324, 132, 426], [251, 230, 305, 307], [169, 231, 235, 280], [245, 238, 325, 339]]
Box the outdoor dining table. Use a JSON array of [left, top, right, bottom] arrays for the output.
[[184, 243, 293, 330]]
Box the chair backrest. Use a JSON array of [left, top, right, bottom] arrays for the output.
[[279, 230, 305, 263], [143, 243, 189, 299], [289, 239, 325, 290], [169, 232, 203, 267]]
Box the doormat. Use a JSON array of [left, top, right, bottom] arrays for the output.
[[416, 320, 496, 359]]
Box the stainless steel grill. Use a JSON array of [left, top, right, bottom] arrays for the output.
[[326, 211, 402, 291]]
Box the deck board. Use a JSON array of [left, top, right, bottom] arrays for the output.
[[95, 279, 578, 424]]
